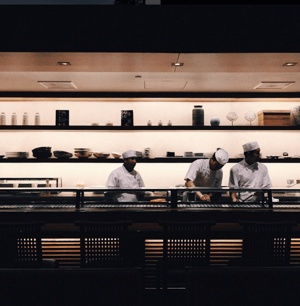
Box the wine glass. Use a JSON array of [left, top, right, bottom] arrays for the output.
[[245, 112, 256, 126], [226, 112, 238, 126]]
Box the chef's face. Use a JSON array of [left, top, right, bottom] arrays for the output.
[[124, 157, 136, 171], [209, 158, 224, 171], [246, 148, 261, 164]]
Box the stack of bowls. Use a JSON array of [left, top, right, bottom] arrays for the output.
[[53, 150, 73, 159], [74, 148, 92, 159], [32, 147, 52, 159], [6, 152, 29, 159]]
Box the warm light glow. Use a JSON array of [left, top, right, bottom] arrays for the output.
[[58, 62, 71, 66], [283, 62, 297, 66]]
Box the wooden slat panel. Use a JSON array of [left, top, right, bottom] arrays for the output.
[[42, 238, 81, 268]]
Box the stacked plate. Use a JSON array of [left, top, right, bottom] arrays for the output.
[[6, 152, 29, 159], [74, 148, 92, 159], [32, 147, 52, 159], [53, 150, 73, 159], [184, 152, 193, 158]]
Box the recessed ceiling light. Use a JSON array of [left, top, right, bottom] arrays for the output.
[[283, 62, 297, 66], [58, 62, 71, 66], [171, 63, 184, 66]]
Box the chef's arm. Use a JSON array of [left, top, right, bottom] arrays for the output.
[[185, 179, 212, 201], [230, 192, 238, 203]]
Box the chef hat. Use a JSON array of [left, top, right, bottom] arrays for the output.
[[122, 150, 137, 159], [215, 148, 229, 165], [242, 141, 260, 152]]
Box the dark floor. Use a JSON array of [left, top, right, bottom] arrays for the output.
[[143, 289, 186, 306]]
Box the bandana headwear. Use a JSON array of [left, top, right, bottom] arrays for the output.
[[242, 141, 260, 152], [122, 150, 137, 159], [215, 148, 229, 165]]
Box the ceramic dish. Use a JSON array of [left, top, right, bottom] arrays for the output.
[[111, 152, 122, 159], [93, 152, 110, 159], [75, 152, 92, 159]]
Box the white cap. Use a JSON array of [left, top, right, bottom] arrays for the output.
[[242, 141, 260, 152], [122, 150, 137, 159], [215, 148, 229, 165]]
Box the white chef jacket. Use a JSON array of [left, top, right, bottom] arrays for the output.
[[106, 165, 145, 202], [185, 159, 223, 188], [229, 159, 272, 202]]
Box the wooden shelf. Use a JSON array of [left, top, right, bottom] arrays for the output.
[[0, 125, 299, 131], [0, 158, 299, 163]]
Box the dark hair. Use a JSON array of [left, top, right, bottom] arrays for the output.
[[211, 152, 217, 161]]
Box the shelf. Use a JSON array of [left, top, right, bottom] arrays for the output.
[[0, 158, 300, 163], [0, 125, 300, 131]]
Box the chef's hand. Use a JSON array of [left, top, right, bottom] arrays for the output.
[[200, 194, 211, 202]]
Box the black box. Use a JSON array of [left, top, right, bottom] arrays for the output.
[[56, 110, 69, 126], [121, 110, 134, 127]]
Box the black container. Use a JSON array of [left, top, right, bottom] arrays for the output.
[[121, 110, 134, 127], [56, 110, 69, 126], [192, 105, 204, 126]]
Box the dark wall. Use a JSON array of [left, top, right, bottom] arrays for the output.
[[1, 5, 300, 52]]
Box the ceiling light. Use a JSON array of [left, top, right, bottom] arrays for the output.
[[171, 63, 184, 66], [58, 62, 71, 66], [283, 62, 297, 66]]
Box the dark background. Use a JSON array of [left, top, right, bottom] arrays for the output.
[[0, 5, 299, 53]]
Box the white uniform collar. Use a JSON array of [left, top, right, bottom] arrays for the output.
[[242, 159, 258, 168]]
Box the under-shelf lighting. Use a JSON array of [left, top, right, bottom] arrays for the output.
[[283, 62, 297, 66]]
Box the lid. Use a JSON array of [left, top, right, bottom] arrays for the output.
[[194, 105, 202, 108]]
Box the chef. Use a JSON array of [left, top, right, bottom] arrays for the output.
[[229, 141, 272, 202], [184, 148, 229, 201], [106, 150, 145, 202]]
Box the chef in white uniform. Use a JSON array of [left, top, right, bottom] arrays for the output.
[[184, 148, 229, 201], [106, 150, 145, 202], [229, 141, 272, 202]]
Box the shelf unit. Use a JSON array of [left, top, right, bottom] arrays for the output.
[[1, 125, 299, 163], [0, 125, 299, 131], [0, 158, 299, 163]]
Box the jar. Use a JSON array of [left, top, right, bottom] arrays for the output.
[[210, 116, 220, 126], [11, 113, 17, 125], [22, 112, 28, 125], [0, 112, 6, 125], [291, 106, 300, 126], [192, 105, 204, 126], [35, 113, 40, 125]]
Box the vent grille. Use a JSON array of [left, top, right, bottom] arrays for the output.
[[254, 81, 295, 89], [42, 238, 81, 268], [38, 81, 77, 90]]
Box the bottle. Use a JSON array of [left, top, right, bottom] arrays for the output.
[[22, 112, 28, 125], [0, 112, 6, 125], [35, 113, 40, 126], [158, 120, 163, 126], [167, 120, 172, 126], [11, 113, 17, 125], [144, 147, 151, 158], [192, 105, 204, 126], [147, 120, 152, 126]]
